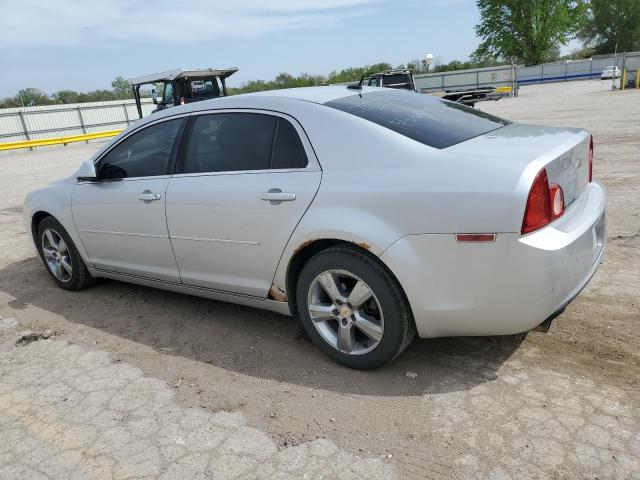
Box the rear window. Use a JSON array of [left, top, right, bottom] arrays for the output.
[[380, 74, 411, 86], [189, 79, 220, 98], [324, 90, 510, 149]]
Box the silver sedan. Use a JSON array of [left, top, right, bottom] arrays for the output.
[[23, 86, 606, 369]]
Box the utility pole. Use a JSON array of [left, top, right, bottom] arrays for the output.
[[612, 43, 618, 91]]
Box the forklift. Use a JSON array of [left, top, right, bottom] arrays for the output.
[[128, 67, 238, 119]]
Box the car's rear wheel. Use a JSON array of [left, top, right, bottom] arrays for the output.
[[36, 216, 94, 291], [296, 246, 415, 369]]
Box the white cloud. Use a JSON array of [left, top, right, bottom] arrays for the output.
[[0, 0, 383, 47]]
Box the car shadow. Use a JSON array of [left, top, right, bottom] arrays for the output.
[[0, 257, 525, 397]]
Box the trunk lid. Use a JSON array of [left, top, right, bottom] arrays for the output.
[[449, 123, 591, 208]]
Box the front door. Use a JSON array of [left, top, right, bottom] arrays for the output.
[[166, 111, 321, 297], [72, 117, 186, 282]]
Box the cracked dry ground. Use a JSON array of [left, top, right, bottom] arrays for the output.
[[0, 330, 394, 479], [0, 80, 639, 479]]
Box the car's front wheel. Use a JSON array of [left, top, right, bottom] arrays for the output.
[[36, 216, 95, 291], [296, 246, 415, 369]]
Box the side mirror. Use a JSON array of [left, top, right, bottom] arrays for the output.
[[76, 159, 99, 182]]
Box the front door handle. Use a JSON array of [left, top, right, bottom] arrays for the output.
[[137, 190, 161, 203], [261, 189, 296, 204]]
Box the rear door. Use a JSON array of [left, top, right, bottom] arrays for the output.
[[166, 111, 321, 297]]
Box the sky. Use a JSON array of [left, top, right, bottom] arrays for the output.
[[0, 0, 575, 97]]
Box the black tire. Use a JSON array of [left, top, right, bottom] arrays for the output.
[[36, 216, 95, 291], [296, 246, 415, 370]]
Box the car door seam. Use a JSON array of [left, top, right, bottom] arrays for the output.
[[70, 184, 95, 267], [267, 169, 324, 299], [164, 177, 184, 283]]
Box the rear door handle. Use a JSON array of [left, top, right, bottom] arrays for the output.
[[261, 189, 296, 204], [137, 190, 161, 203]]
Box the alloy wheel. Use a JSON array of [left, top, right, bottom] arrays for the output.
[[41, 228, 73, 282], [307, 269, 384, 355]]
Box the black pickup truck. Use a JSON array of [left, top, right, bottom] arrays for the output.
[[360, 69, 506, 107]]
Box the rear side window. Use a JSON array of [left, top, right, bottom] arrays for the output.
[[184, 113, 307, 174], [325, 90, 510, 149], [272, 118, 308, 169], [185, 113, 276, 173]]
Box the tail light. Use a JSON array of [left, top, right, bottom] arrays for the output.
[[588, 136, 593, 182], [549, 184, 564, 219], [521, 169, 565, 234]]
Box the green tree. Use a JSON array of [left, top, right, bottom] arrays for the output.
[[579, 0, 640, 54], [326, 63, 394, 84], [559, 46, 595, 60], [111, 76, 133, 99], [51, 90, 81, 104], [474, 0, 588, 66], [15, 88, 52, 107]]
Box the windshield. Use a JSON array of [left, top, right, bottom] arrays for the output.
[[325, 90, 511, 149]]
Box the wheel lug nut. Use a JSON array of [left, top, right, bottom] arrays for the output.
[[341, 318, 348, 327], [332, 309, 339, 316]]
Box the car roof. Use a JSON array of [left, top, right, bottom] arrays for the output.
[[241, 85, 383, 105], [142, 85, 440, 127]]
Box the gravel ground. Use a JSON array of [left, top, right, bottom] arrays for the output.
[[0, 79, 639, 479]]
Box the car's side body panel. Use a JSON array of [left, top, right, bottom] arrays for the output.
[[23, 179, 84, 262], [381, 181, 606, 337], [166, 169, 321, 297], [72, 176, 180, 282]]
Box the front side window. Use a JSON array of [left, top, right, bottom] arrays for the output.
[[184, 113, 308, 174], [99, 119, 183, 179]]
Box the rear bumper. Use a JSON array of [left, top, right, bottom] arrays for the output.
[[381, 181, 606, 338]]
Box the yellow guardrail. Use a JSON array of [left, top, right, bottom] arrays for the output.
[[0, 129, 123, 151], [495, 86, 513, 93]]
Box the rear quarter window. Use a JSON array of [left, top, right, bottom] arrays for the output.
[[324, 90, 510, 149]]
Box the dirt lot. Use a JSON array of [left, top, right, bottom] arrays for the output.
[[1, 80, 639, 479]]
